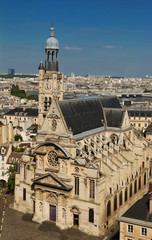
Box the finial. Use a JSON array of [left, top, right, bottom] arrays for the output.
[[50, 25, 54, 37]]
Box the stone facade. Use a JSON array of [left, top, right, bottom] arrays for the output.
[[14, 27, 152, 237]]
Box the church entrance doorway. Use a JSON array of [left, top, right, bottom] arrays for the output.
[[50, 205, 56, 222], [73, 214, 79, 228]]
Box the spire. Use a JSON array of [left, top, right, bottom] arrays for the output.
[[38, 61, 44, 70], [50, 26, 54, 37]]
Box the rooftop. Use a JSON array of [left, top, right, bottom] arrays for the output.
[[120, 192, 152, 224]]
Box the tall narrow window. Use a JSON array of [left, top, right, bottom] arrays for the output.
[[89, 208, 94, 223], [114, 195, 117, 211], [130, 183, 132, 198], [33, 200, 35, 213], [119, 191, 122, 206], [144, 173, 146, 185], [134, 180, 137, 194], [139, 176, 141, 190], [107, 200, 111, 217], [125, 188, 128, 202], [23, 188, 26, 201], [75, 177, 79, 195], [24, 164, 26, 180], [90, 180, 95, 199]]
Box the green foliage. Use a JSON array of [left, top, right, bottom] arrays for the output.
[[14, 134, 23, 141], [11, 84, 26, 98], [144, 89, 152, 93], [13, 147, 24, 152], [6, 163, 17, 192], [11, 84, 37, 101], [26, 94, 38, 101]]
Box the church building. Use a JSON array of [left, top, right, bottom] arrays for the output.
[[14, 27, 152, 237]]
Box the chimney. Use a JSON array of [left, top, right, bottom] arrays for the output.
[[149, 194, 152, 214]]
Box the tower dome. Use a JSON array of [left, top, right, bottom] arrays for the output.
[[45, 27, 59, 50]]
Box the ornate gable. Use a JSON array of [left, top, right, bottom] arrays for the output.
[[39, 98, 68, 135], [39, 176, 61, 188], [33, 173, 72, 191]]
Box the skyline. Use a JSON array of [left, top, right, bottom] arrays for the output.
[[1, 0, 152, 77]]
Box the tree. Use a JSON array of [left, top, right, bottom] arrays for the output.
[[6, 163, 17, 192], [14, 134, 23, 141]]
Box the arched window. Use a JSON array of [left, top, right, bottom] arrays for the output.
[[107, 200, 111, 217], [149, 168, 151, 177], [144, 173, 146, 185], [130, 183, 132, 198], [139, 176, 141, 190], [125, 188, 128, 202], [52, 51, 55, 61], [110, 187, 112, 194], [119, 191, 122, 206], [89, 208, 94, 223], [134, 180, 137, 194], [114, 195, 117, 211], [110, 134, 118, 144]]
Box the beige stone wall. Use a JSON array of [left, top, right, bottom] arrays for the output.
[[120, 221, 152, 240]]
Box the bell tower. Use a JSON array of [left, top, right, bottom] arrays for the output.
[[38, 26, 63, 127], [45, 26, 59, 71]]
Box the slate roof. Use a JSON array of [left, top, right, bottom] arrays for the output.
[[59, 96, 122, 135], [122, 192, 152, 222], [128, 109, 152, 117], [145, 124, 152, 134], [104, 109, 124, 128], [5, 108, 38, 117], [27, 124, 38, 131]]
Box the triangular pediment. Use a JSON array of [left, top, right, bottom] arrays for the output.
[[40, 176, 61, 187], [39, 98, 69, 135], [33, 173, 72, 191]]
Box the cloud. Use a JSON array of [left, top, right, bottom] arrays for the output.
[[104, 45, 115, 49], [64, 46, 83, 51]]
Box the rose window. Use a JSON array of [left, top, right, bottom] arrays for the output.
[[47, 151, 58, 166]]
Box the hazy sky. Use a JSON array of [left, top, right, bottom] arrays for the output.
[[1, 0, 152, 77]]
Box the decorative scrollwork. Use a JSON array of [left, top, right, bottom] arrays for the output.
[[48, 151, 58, 166], [51, 119, 57, 131]]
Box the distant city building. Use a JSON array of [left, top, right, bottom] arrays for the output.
[[128, 109, 152, 131], [8, 69, 15, 75], [71, 73, 75, 78]]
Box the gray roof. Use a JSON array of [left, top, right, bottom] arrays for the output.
[[122, 192, 152, 222], [128, 109, 152, 117], [5, 108, 38, 117], [104, 109, 124, 128], [145, 124, 152, 134], [45, 37, 59, 50], [59, 96, 122, 135]]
